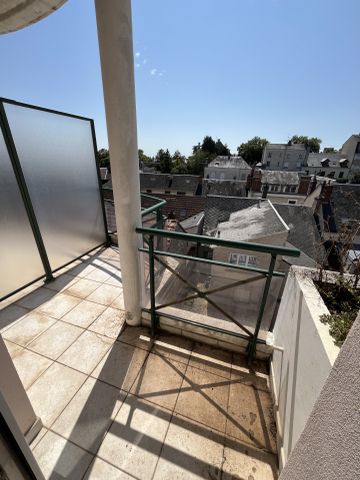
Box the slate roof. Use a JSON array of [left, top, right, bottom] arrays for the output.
[[170, 175, 201, 194], [216, 202, 287, 242], [203, 180, 247, 197], [203, 195, 260, 235], [140, 173, 171, 190], [307, 153, 348, 168], [208, 156, 251, 169], [273, 203, 324, 261], [322, 184, 360, 233], [141, 193, 206, 221]]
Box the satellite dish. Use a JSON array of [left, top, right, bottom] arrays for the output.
[[0, 0, 67, 34]]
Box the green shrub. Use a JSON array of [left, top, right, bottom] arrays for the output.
[[320, 311, 357, 347]]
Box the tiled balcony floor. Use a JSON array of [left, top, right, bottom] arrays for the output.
[[0, 247, 278, 480]]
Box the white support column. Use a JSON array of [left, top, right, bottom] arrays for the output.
[[95, 0, 142, 325]]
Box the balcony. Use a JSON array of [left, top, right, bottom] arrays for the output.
[[1, 246, 278, 479]]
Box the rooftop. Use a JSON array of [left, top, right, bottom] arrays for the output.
[[1, 247, 277, 480], [265, 143, 307, 151], [261, 171, 300, 185], [307, 153, 348, 168], [215, 202, 288, 242], [208, 156, 251, 169]]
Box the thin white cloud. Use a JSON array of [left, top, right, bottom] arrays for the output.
[[143, 58, 148, 65], [135, 52, 141, 57], [135, 63, 141, 68], [150, 68, 157, 76]]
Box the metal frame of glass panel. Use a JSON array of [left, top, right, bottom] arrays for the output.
[[0, 98, 109, 302]]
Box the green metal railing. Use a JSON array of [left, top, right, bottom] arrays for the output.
[[137, 194, 300, 359]]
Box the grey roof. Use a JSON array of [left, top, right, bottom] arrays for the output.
[[208, 156, 251, 169], [262, 171, 299, 185], [325, 184, 360, 233], [140, 173, 170, 190], [179, 211, 204, 230], [203, 180, 247, 197], [265, 143, 307, 151], [203, 195, 260, 235], [273, 203, 324, 261], [170, 175, 200, 194], [307, 153, 348, 168], [216, 202, 287, 241], [282, 242, 317, 268]]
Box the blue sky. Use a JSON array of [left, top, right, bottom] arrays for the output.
[[0, 0, 359, 156]]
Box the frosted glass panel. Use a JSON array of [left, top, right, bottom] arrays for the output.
[[5, 104, 106, 270], [0, 128, 44, 298]]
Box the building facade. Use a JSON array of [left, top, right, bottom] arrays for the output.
[[262, 143, 308, 171]]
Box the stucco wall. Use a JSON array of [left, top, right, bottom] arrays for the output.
[[270, 267, 339, 469], [279, 310, 360, 480]]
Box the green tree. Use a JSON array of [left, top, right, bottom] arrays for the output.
[[323, 147, 338, 153], [156, 148, 172, 173], [290, 135, 322, 153], [171, 150, 188, 174], [97, 148, 110, 170], [187, 150, 213, 175], [215, 139, 230, 156], [237, 137, 268, 166], [138, 149, 152, 167], [201, 136, 217, 155]]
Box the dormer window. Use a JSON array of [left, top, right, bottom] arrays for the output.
[[321, 158, 330, 167], [339, 158, 349, 168]]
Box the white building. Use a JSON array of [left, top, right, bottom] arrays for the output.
[[204, 156, 251, 182], [306, 153, 349, 180], [262, 143, 308, 171]]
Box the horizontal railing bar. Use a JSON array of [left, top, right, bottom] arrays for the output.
[[138, 247, 285, 277], [141, 201, 167, 217], [142, 308, 267, 345], [136, 226, 300, 257]]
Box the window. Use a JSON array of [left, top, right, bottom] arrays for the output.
[[288, 200, 297, 204], [284, 162, 289, 169], [284, 185, 291, 192], [179, 208, 187, 218], [338, 171, 344, 178], [228, 253, 258, 267], [146, 189, 152, 193], [268, 152, 272, 158], [266, 161, 270, 167], [165, 190, 170, 194], [240, 173, 246, 180], [269, 184, 279, 192], [210, 172, 216, 179], [290, 185, 297, 193], [328, 171, 335, 178], [177, 191, 185, 195], [220, 173, 225, 181]]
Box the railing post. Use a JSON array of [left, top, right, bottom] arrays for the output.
[[148, 235, 157, 336], [248, 253, 277, 361]]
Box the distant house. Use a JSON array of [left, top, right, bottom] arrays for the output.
[[247, 169, 320, 206], [140, 173, 201, 196], [262, 143, 308, 171], [340, 134, 360, 179], [204, 156, 251, 182], [306, 153, 349, 181], [202, 179, 247, 197]]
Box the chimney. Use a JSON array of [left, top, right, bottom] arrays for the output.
[[298, 175, 311, 194]]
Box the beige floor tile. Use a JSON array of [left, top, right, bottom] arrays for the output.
[[52, 377, 126, 454], [111, 292, 125, 310], [226, 381, 277, 454], [151, 334, 193, 363], [36, 293, 81, 319], [16, 287, 54, 310], [88, 307, 126, 339], [27, 321, 83, 359], [231, 361, 270, 391], [97, 394, 171, 480], [105, 273, 122, 287], [44, 274, 78, 293], [61, 300, 106, 328], [131, 353, 186, 410], [66, 262, 96, 278], [65, 278, 101, 299], [85, 268, 111, 283], [222, 436, 278, 480], [27, 362, 86, 427], [33, 430, 93, 480], [30, 427, 48, 451], [0, 304, 29, 332], [117, 326, 153, 351], [87, 284, 122, 306], [175, 365, 229, 433], [189, 343, 232, 379], [58, 331, 113, 374], [4, 339, 23, 358], [91, 342, 148, 391], [153, 414, 224, 480], [3, 312, 56, 347], [12, 349, 53, 390], [84, 457, 134, 479]]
